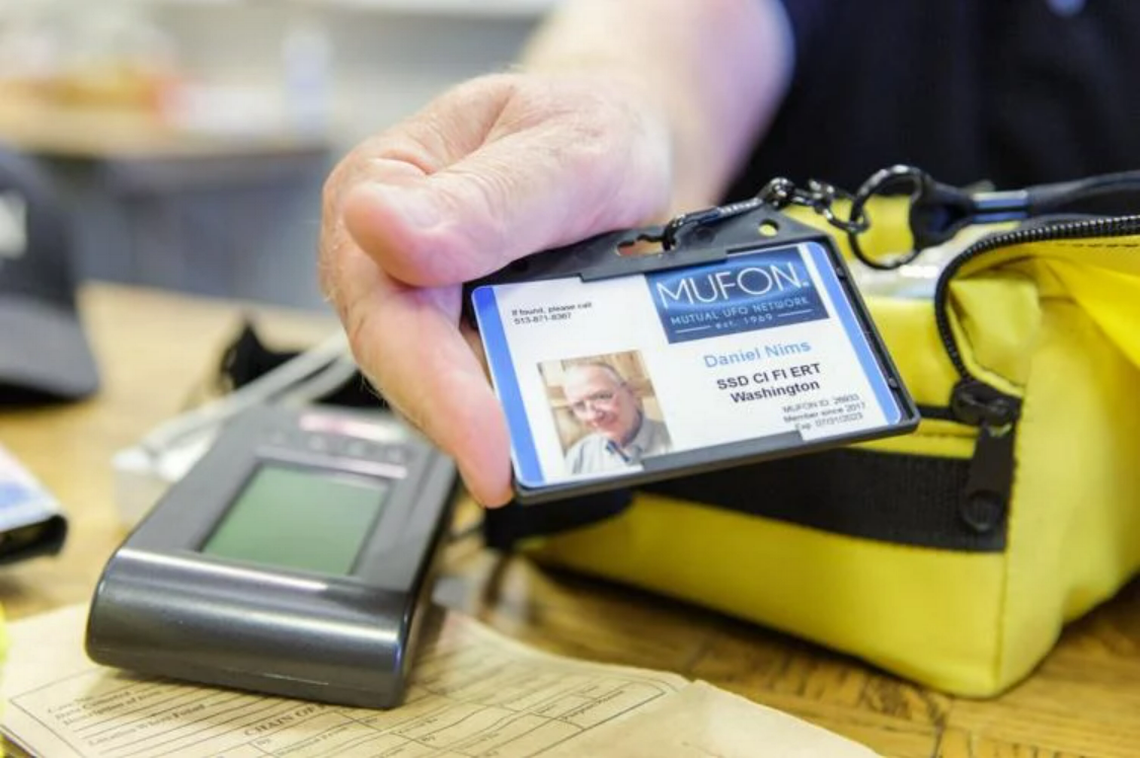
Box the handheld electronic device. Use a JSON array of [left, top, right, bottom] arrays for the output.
[[86, 404, 458, 709]]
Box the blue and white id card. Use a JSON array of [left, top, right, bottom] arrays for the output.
[[472, 240, 915, 499]]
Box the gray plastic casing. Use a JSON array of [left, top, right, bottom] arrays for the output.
[[85, 405, 457, 709]]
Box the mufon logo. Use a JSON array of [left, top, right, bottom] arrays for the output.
[[645, 246, 828, 344]]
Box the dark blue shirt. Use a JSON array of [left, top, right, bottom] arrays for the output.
[[726, 1, 1140, 197]]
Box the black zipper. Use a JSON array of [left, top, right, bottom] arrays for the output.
[[924, 215, 1140, 535], [914, 404, 956, 422]]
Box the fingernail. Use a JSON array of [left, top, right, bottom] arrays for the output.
[[369, 185, 441, 228]]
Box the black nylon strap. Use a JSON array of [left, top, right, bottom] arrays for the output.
[[641, 448, 999, 552], [483, 448, 1003, 553], [482, 488, 634, 552]]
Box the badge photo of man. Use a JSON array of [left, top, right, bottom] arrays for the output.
[[548, 354, 673, 476]]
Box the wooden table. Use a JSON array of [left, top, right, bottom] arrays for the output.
[[3, 284, 1138, 757]]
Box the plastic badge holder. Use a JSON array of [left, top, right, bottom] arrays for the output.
[[465, 207, 919, 504]]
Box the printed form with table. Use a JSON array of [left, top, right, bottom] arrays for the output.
[[3, 603, 873, 757]]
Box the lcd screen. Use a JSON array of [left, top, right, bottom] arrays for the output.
[[201, 464, 388, 575]]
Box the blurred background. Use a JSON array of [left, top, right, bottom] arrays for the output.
[[0, 0, 554, 309]]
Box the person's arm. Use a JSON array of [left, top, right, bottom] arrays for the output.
[[521, 0, 793, 210], [320, 0, 794, 506]]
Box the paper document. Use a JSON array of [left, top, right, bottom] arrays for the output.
[[2, 604, 877, 757]]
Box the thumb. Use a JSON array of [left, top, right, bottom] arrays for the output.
[[343, 95, 671, 288]]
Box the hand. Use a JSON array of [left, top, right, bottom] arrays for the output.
[[320, 72, 673, 506]]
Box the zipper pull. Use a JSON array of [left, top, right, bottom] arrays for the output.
[[951, 380, 1022, 535]]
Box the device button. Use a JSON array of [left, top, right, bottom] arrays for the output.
[[343, 440, 373, 459], [265, 429, 291, 447], [382, 446, 408, 465]]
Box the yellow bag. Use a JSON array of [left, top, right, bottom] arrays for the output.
[[482, 171, 1140, 696]]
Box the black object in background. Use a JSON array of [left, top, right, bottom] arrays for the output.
[[218, 322, 385, 410], [0, 146, 99, 404]]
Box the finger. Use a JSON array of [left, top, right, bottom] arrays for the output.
[[343, 126, 667, 288], [320, 137, 514, 505], [336, 249, 513, 506], [341, 78, 671, 287]]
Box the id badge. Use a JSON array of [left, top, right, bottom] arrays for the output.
[[466, 208, 917, 503]]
